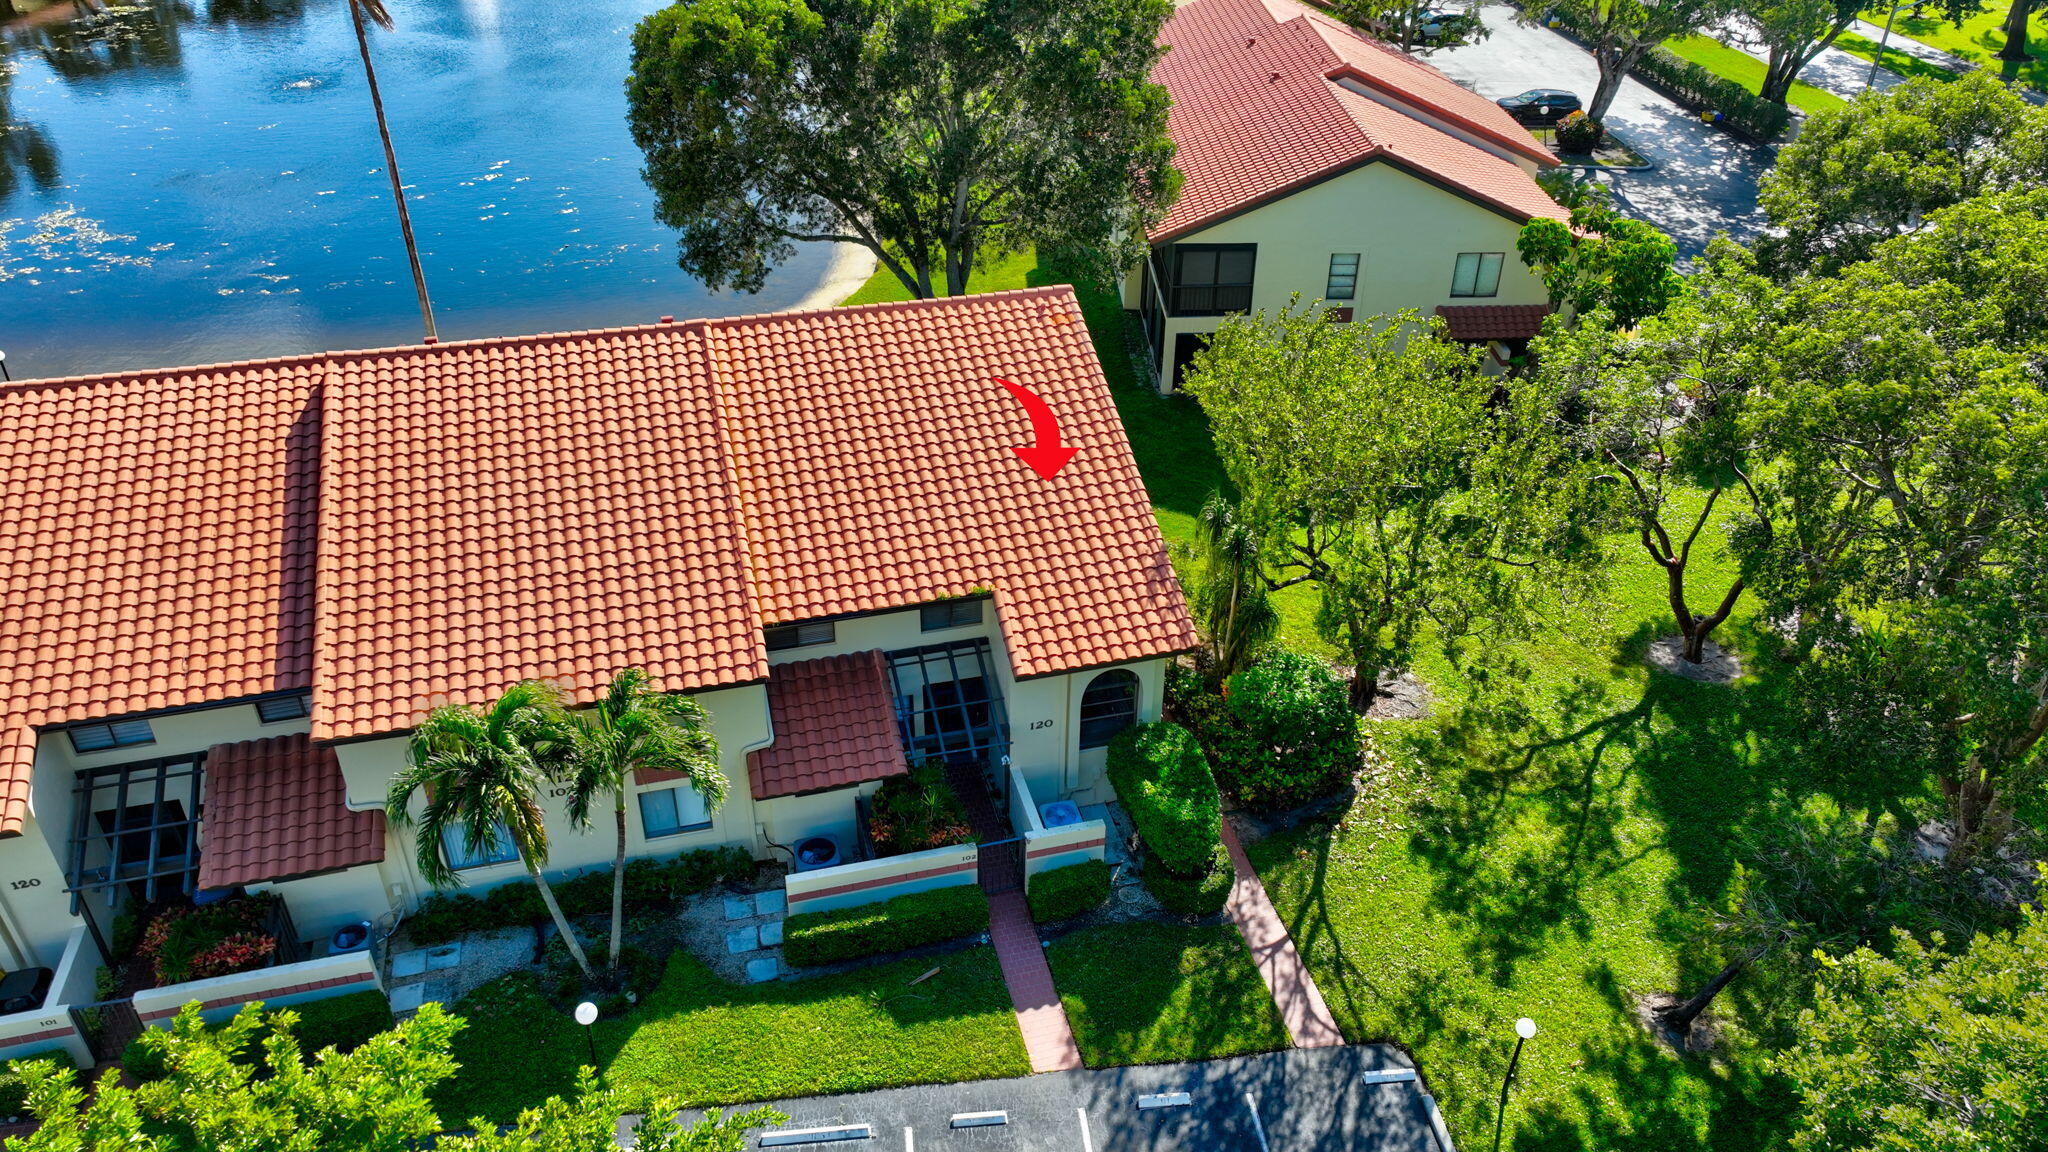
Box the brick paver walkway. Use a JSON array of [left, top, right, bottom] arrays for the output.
[[1220, 818, 1345, 1048], [987, 889, 1085, 1072]]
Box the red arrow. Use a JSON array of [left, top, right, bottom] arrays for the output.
[[996, 376, 1078, 480]]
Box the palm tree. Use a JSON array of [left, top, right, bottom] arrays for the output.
[[568, 669, 725, 973], [388, 681, 595, 980], [1195, 494, 1278, 682], [346, 0, 437, 342]]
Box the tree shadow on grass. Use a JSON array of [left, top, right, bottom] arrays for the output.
[[1045, 921, 1290, 1066]]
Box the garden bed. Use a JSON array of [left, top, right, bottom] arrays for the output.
[[1532, 125, 1654, 169]]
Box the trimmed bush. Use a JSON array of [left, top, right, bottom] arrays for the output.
[[1027, 859, 1112, 923], [121, 1031, 169, 1083], [1106, 722, 1221, 876], [405, 845, 754, 943], [0, 1049, 73, 1118], [783, 884, 991, 967], [1213, 653, 1359, 812], [1141, 844, 1232, 917], [1555, 110, 1604, 152]]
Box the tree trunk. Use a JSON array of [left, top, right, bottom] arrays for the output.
[[349, 0, 436, 343], [529, 860, 596, 981], [609, 795, 628, 972], [1350, 665, 1381, 713], [1940, 765, 2008, 862], [1587, 53, 1630, 122], [1998, 0, 2032, 61], [1759, 50, 1798, 105], [1658, 947, 1760, 1034]]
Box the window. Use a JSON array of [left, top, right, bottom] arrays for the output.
[[638, 785, 713, 839], [441, 822, 519, 871], [1168, 244, 1256, 315], [256, 694, 310, 723], [1326, 253, 1360, 301], [1078, 669, 1139, 749], [920, 600, 982, 632], [1451, 252, 1505, 298], [766, 620, 835, 651], [68, 718, 155, 754]]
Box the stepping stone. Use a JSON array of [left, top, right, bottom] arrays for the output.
[[759, 918, 784, 947], [388, 984, 427, 1013], [744, 957, 779, 983], [391, 950, 429, 979], [425, 943, 462, 971], [725, 925, 760, 954], [753, 890, 785, 916], [723, 896, 754, 921]]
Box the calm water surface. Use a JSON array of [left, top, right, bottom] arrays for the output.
[[0, 0, 837, 379]]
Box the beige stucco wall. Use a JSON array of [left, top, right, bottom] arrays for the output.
[[132, 947, 380, 1028], [1126, 159, 1552, 386]]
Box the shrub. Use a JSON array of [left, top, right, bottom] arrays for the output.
[[1142, 843, 1232, 916], [405, 845, 754, 942], [286, 991, 395, 1055], [0, 1050, 73, 1118], [867, 760, 976, 856], [1027, 859, 1112, 923], [1106, 722, 1221, 876], [1555, 110, 1604, 152], [141, 893, 281, 985], [1213, 653, 1359, 812], [121, 1032, 169, 1083], [1164, 660, 1229, 750], [783, 884, 990, 967]]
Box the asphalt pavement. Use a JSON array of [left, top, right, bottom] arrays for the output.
[[1428, 5, 1776, 259], [655, 1045, 1451, 1152]]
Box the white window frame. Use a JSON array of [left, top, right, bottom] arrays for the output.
[[637, 785, 713, 839], [1451, 252, 1504, 299]]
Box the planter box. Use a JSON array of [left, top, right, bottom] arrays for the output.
[[133, 948, 381, 1029]]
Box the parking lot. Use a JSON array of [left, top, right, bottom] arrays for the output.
[[664, 1046, 1449, 1152]]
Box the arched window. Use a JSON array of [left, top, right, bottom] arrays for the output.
[[1078, 669, 1139, 749]]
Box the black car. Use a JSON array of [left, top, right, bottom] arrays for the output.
[[1495, 89, 1583, 126]]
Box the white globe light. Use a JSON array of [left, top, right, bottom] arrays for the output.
[[1516, 1017, 1538, 1040], [574, 1001, 600, 1026]]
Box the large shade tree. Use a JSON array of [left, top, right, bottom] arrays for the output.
[[1757, 73, 2048, 277], [388, 680, 597, 980], [1728, 0, 1879, 105], [567, 668, 725, 975], [1182, 302, 1604, 709], [625, 0, 1179, 299], [1536, 0, 1739, 121]]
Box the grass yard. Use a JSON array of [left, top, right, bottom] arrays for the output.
[[1831, 29, 1975, 83], [1664, 35, 1849, 114], [1858, 3, 2048, 91], [436, 948, 1028, 1126], [1046, 922, 1292, 1066]]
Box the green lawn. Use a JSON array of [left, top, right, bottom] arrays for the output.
[[1858, 3, 2048, 92], [437, 948, 1029, 1126], [1664, 35, 1849, 114], [1046, 922, 1292, 1066], [1831, 29, 1975, 83]]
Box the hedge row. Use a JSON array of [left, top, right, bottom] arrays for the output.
[[1106, 722, 1221, 876], [0, 1049, 73, 1119], [1533, 4, 1792, 141], [1142, 843, 1234, 916], [407, 844, 753, 944], [1027, 859, 1112, 923], [783, 884, 990, 967]]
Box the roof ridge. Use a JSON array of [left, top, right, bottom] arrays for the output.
[[697, 283, 1078, 331]]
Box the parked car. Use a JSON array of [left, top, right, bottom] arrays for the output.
[[1496, 89, 1582, 126], [1416, 8, 1480, 41]]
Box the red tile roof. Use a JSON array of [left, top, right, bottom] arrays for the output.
[[0, 287, 1195, 834], [1434, 303, 1553, 341], [1152, 0, 1566, 240], [0, 359, 325, 837], [747, 650, 906, 799], [199, 734, 385, 888]]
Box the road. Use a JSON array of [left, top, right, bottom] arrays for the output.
[[1429, 5, 1775, 259], [650, 1045, 1450, 1151]]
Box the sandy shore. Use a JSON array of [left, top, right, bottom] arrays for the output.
[[792, 242, 881, 310]]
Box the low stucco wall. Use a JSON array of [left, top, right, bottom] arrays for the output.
[[0, 926, 97, 1067], [1023, 820, 1107, 880], [133, 948, 382, 1028], [784, 842, 979, 916], [1007, 764, 1047, 838]]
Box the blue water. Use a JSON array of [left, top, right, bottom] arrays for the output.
[[0, 0, 838, 380]]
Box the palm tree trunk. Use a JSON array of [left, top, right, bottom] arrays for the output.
[[348, 0, 438, 342], [610, 793, 628, 972], [1658, 945, 1764, 1034], [527, 860, 596, 980]]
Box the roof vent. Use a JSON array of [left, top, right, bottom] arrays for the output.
[[659, 314, 675, 323], [1246, 35, 1258, 47], [1270, 71, 1282, 82]]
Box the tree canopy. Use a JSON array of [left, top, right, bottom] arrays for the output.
[[626, 0, 1179, 298], [1536, 0, 1739, 121]]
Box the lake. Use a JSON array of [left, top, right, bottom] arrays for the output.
[[0, 0, 848, 380]]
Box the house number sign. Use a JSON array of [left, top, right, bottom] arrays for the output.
[[1028, 719, 1053, 730]]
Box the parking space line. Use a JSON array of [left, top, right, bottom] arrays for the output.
[[1077, 1107, 1094, 1152], [904, 1126, 913, 1152], [1244, 1092, 1270, 1152]]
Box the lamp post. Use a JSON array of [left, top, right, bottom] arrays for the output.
[[0, 350, 10, 383], [1492, 1017, 1538, 1152], [574, 1000, 600, 1072], [1866, 0, 1908, 91]]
